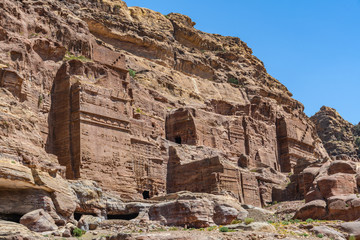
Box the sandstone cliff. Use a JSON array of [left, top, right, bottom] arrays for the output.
[[311, 106, 360, 161], [0, 0, 342, 237]]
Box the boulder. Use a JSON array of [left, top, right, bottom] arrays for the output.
[[78, 215, 103, 231], [0, 220, 43, 240], [70, 180, 106, 215], [328, 161, 357, 175], [62, 228, 72, 237], [311, 226, 346, 240], [338, 222, 360, 240], [149, 198, 214, 228], [149, 192, 247, 227], [227, 222, 276, 232], [317, 173, 356, 198], [20, 209, 58, 232], [242, 205, 275, 222], [213, 204, 243, 225], [293, 200, 327, 220], [304, 187, 323, 203], [327, 194, 360, 221]]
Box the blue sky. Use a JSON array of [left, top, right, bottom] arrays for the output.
[[127, 0, 360, 124]]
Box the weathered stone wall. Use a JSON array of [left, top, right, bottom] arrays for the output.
[[276, 117, 317, 172], [167, 145, 262, 207], [0, 68, 23, 99], [165, 107, 318, 174], [50, 58, 167, 200]]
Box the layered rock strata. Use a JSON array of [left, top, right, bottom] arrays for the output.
[[0, 0, 332, 230]]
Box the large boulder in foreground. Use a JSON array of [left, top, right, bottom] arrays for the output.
[[0, 220, 43, 240], [310, 226, 345, 240], [327, 195, 360, 221], [293, 200, 327, 220], [20, 209, 58, 232], [338, 222, 360, 240], [149, 192, 248, 228]]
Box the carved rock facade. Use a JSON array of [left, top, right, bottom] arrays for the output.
[[0, 0, 333, 228]]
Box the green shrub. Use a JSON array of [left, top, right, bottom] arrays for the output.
[[72, 227, 86, 237], [227, 77, 239, 85], [294, 219, 301, 223], [63, 52, 91, 62], [349, 235, 356, 240], [231, 219, 242, 224], [244, 218, 254, 225], [306, 218, 314, 223], [219, 227, 229, 232], [282, 221, 289, 225], [317, 233, 324, 238], [128, 68, 136, 77], [207, 226, 217, 231]]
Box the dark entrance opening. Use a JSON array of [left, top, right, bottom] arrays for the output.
[[74, 212, 82, 221], [0, 213, 23, 223], [107, 212, 139, 220], [74, 212, 97, 221], [142, 190, 150, 199], [175, 136, 182, 144]]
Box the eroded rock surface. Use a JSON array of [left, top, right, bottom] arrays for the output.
[[311, 106, 360, 160], [20, 209, 58, 232], [0, 0, 356, 237]]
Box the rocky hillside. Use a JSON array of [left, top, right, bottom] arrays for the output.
[[311, 106, 360, 161], [1, 0, 360, 239]]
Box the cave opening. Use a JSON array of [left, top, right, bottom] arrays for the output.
[[0, 213, 23, 223], [74, 212, 97, 221], [142, 190, 150, 199], [175, 136, 182, 144], [74, 212, 82, 221], [107, 212, 139, 220]]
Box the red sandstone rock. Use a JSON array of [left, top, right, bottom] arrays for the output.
[[293, 200, 327, 220], [150, 192, 247, 227], [328, 160, 357, 175], [317, 173, 356, 199], [149, 199, 215, 228], [0, 0, 334, 228], [327, 194, 360, 221], [20, 209, 58, 232], [0, 220, 43, 240]]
